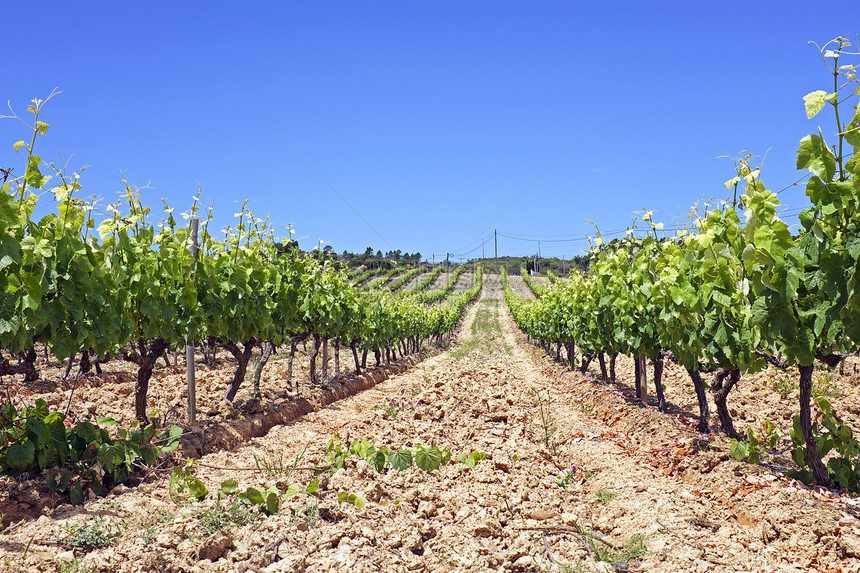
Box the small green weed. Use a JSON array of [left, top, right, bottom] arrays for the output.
[[582, 467, 601, 482], [346, 437, 452, 473], [57, 559, 90, 573], [557, 466, 599, 488], [451, 297, 501, 357], [374, 398, 421, 419], [141, 526, 157, 546], [195, 496, 258, 534], [577, 527, 647, 564], [812, 372, 840, 401], [766, 370, 795, 400], [252, 452, 286, 477], [253, 442, 309, 479], [557, 564, 587, 573], [594, 490, 617, 503], [615, 533, 648, 562], [556, 466, 576, 489], [294, 502, 319, 528], [220, 478, 310, 516], [577, 401, 594, 416], [62, 515, 123, 549], [534, 390, 557, 449]]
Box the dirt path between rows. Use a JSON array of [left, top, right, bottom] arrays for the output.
[[2, 275, 859, 572]]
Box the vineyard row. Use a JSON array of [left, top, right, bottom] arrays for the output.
[[502, 38, 860, 491]]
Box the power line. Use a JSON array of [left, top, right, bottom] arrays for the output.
[[496, 231, 596, 239], [496, 226, 685, 245], [256, 112, 392, 248], [776, 173, 811, 195], [498, 232, 588, 244], [448, 234, 494, 258], [455, 113, 604, 254]]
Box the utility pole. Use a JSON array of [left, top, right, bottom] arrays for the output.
[[482, 238, 485, 260], [494, 229, 498, 273], [537, 242, 542, 273], [562, 255, 566, 274]]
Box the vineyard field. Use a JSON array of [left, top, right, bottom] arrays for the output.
[[2, 277, 860, 572], [3, 31, 860, 573]]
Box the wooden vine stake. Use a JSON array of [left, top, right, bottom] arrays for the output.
[[186, 217, 199, 425], [638, 355, 648, 404]]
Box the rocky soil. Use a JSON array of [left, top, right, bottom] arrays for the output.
[[1, 275, 860, 572]]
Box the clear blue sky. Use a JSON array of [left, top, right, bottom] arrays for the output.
[[2, 2, 855, 261]]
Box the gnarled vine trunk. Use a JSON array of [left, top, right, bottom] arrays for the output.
[[252, 341, 275, 396], [309, 335, 321, 384], [686, 367, 710, 433], [799, 364, 831, 487], [63, 353, 75, 380], [0, 352, 39, 382], [351, 341, 361, 375], [20, 348, 38, 382], [634, 355, 641, 395], [653, 353, 665, 412], [122, 338, 170, 424], [579, 352, 593, 374], [712, 368, 740, 439], [223, 339, 258, 402]]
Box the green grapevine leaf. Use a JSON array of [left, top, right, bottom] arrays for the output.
[[387, 448, 413, 470], [729, 440, 748, 462], [803, 90, 829, 118], [337, 492, 366, 511], [25, 417, 50, 447], [414, 444, 442, 473], [265, 488, 281, 515], [305, 478, 320, 494], [797, 134, 836, 181], [284, 484, 303, 498], [70, 483, 84, 506], [5, 440, 35, 470], [220, 479, 238, 495], [245, 487, 265, 506]]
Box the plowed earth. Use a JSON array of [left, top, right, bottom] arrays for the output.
[[2, 275, 860, 572]]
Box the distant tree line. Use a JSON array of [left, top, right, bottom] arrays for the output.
[[341, 247, 423, 269], [269, 243, 423, 269], [472, 255, 589, 275]]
